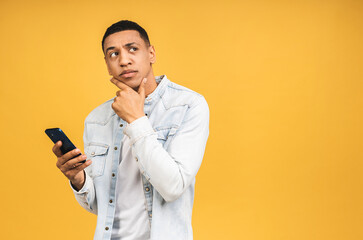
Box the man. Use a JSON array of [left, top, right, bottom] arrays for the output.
[[52, 20, 209, 240]]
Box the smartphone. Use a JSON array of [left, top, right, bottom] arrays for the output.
[[45, 128, 84, 163]]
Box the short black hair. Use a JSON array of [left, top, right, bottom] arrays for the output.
[[101, 20, 150, 52]]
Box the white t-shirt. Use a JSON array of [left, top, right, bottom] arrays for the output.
[[111, 134, 150, 240]]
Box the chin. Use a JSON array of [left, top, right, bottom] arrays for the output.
[[117, 77, 141, 89]]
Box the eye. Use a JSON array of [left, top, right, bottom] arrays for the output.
[[130, 47, 138, 52], [110, 52, 118, 57]]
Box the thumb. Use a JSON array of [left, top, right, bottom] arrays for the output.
[[138, 78, 147, 97]]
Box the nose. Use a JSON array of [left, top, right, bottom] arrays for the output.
[[118, 49, 131, 67]]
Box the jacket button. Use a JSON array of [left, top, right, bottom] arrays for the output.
[[109, 199, 113, 203], [112, 173, 115, 177], [120, 124, 123, 127], [145, 187, 150, 192], [91, 152, 95, 156], [114, 147, 118, 150], [105, 227, 109, 231], [135, 157, 138, 162]]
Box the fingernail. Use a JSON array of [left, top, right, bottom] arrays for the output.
[[143, 78, 147, 83], [75, 149, 80, 153], [110, 77, 113, 81]]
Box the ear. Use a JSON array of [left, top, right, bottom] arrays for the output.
[[149, 45, 156, 64], [104, 56, 112, 75]]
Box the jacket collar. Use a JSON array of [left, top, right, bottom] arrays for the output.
[[144, 75, 169, 105]]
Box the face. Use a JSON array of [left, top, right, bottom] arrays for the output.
[[103, 30, 156, 89]]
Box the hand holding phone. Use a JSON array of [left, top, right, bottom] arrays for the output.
[[45, 128, 83, 162], [46, 128, 91, 191]]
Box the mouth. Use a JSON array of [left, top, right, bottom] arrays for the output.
[[120, 70, 138, 78]]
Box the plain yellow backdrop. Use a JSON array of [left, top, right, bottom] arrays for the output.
[[0, 0, 362, 239]]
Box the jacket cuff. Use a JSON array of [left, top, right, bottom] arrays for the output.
[[123, 116, 156, 144]]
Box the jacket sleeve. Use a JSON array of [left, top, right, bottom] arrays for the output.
[[69, 123, 98, 214], [123, 95, 210, 202]]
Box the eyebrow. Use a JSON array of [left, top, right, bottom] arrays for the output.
[[105, 46, 115, 54], [125, 42, 139, 47], [105, 42, 140, 54]]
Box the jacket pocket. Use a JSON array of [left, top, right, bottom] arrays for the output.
[[85, 143, 109, 178], [155, 127, 178, 149], [156, 129, 167, 146]]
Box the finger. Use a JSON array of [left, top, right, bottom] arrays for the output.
[[68, 160, 92, 174], [52, 141, 63, 157], [63, 160, 92, 181], [138, 78, 147, 98], [61, 154, 87, 170], [58, 148, 82, 166], [110, 77, 132, 91]]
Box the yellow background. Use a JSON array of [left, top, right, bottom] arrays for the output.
[[0, 0, 362, 239]]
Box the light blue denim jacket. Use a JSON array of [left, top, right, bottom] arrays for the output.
[[71, 75, 209, 240]]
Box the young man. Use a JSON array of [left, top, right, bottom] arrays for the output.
[[52, 20, 209, 240]]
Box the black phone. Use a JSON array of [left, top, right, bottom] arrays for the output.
[[45, 128, 84, 163]]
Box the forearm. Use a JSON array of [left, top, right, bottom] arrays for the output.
[[133, 132, 188, 201], [124, 99, 209, 202]]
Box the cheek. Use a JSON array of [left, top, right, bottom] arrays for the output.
[[107, 62, 118, 73], [140, 55, 152, 67]]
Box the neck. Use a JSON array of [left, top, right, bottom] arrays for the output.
[[143, 70, 158, 97]]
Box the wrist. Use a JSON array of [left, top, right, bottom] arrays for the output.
[[71, 171, 85, 191]]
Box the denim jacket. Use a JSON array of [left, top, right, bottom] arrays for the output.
[[71, 75, 209, 240]]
